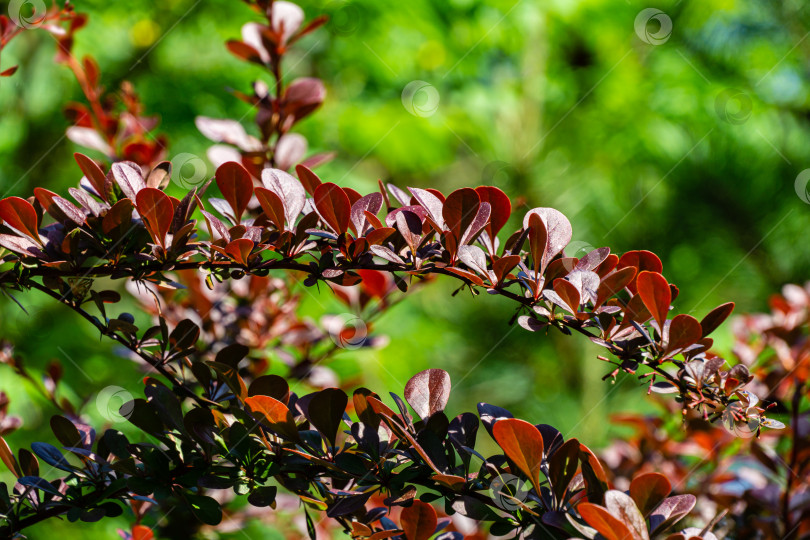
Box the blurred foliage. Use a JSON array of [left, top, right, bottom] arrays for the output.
[[1, 0, 810, 536]]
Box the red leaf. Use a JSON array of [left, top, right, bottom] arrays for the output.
[[295, 164, 322, 196], [132, 524, 155, 540], [666, 314, 702, 354], [595, 266, 636, 308], [637, 271, 671, 330], [442, 188, 480, 245], [629, 472, 671, 516], [492, 418, 544, 494], [1, 65, 19, 77], [216, 162, 253, 223], [699, 302, 735, 338], [400, 500, 437, 540], [224, 238, 254, 266], [617, 250, 663, 294], [34, 188, 85, 226], [523, 207, 572, 264], [0, 197, 40, 244], [527, 212, 548, 278], [553, 278, 581, 315], [404, 369, 451, 420], [226, 39, 264, 64], [255, 187, 287, 231], [578, 503, 635, 540], [111, 162, 146, 200], [244, 395, 299, 441], [136, 188, 173, 248], [314, 182, 351, 235], [475, 185, 511, 249], [102, 199, 134, 234]]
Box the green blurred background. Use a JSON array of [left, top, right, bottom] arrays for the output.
[[2, 0, 810, 536]]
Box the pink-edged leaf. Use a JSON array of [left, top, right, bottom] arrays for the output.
[[574, 247, 610, 272], [492, 418, 544, 494], [522, 207, 572, 264], [408, 187, 445, 231], [111, 162, 146, 200], [350, 193, 383, 236], [74, 153, 110, 202], [0, 197, 40, 243], [195, 116, 262, 151], [0, 235, 43, 257], [34, 188, 85, 226], [387, 183, 411, 206], [604, 490, 650, 540], [442, 188, 480, 244], [216, 161, 253, 223], [272, 1, 305, 42], [637, 271, 671, 330], [395, 210, 423, 255], [458, 245, 490, 278], [385, 205, 427, 228], [68, 187, 104, 217], [314, 182, 351, 235], [255, 187, 287, 231], [650, 495, 696, 535], [261, 169, 306, 230], [136, 188, 173, 248], [275, 133, 307, 171], [404, 369, 451, 420]]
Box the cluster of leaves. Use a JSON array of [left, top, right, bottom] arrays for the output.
[[0, 365, 711, 539], [0, 0, 791, 538], [601, 282, 810, 539], [196, 0, 333, 175]]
